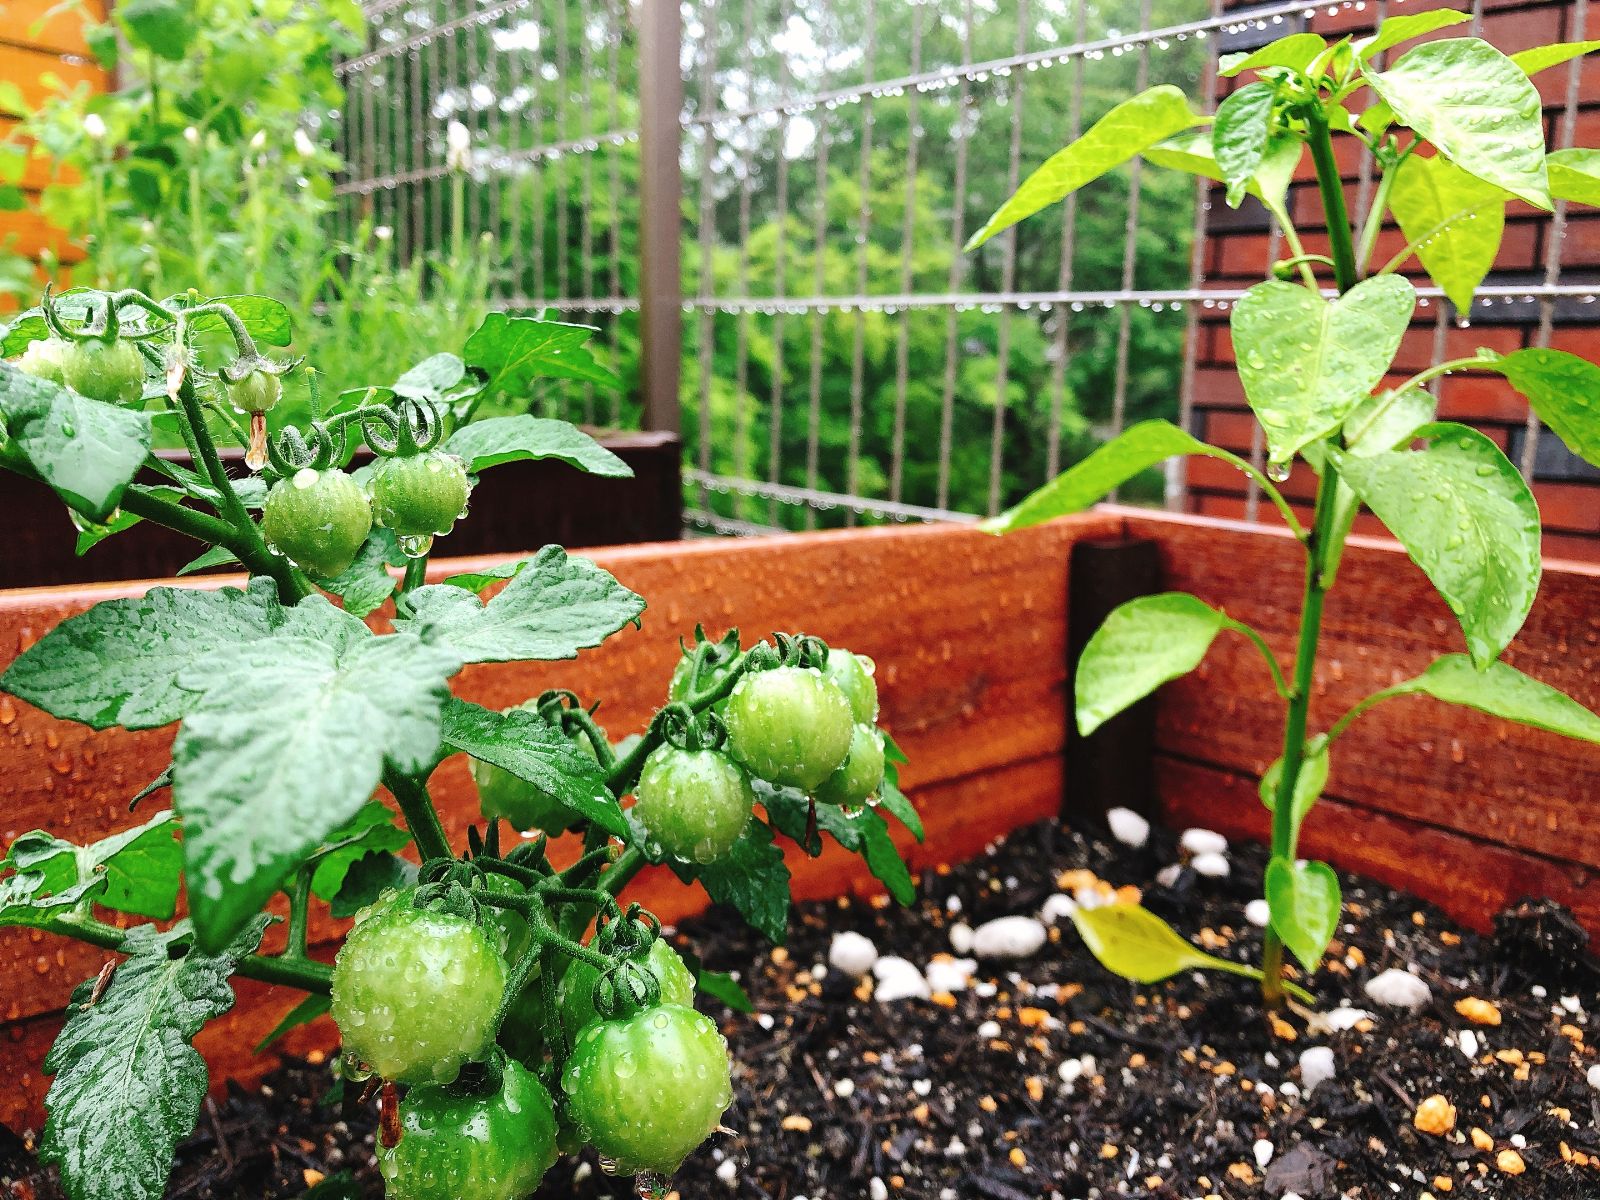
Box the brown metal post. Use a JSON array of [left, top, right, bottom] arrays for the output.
[[637, 0, 684, 434]]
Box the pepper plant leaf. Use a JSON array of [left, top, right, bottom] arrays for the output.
[[1511, 40, 1600, 75], [443, 414, 633, 477], [1231, 275, 1415, 466], [1213, 82, 1278, 207], [1265, 857, 1342, 970], [1546, 148, 1600, 206], [172, 602, 462, 951], [1076, 593, 1259, 736], [965, 85, 1201, 250], [438, 697, 624, 836], [1371, 654, 1600, 742], [1493, 347, 1600, 467], [1070, 903, 1309, 997], [395, 545, 644, 665], [0, 364, 153, 520], [1387, 153, 1509, 310], [1367, 38, 1551, 209], [1220, 32, 1327, 76], [39, 917, 271, 1200], [2, 578, 285, 730], [1353, 8, 1470, 58], [1259, 740, 1330, 847], [1329, 424, 1540, 667], [1, 809, 181, 919]]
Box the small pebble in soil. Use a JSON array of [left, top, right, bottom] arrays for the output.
[[1588, 1063, 1600, 1091], [871, 955, 931, 1002], [1299, 1045, 1336, 1092], [1105, 806, 1150, 847], [970, 915, 1047, 959], [923, 956, 976, 994], [828, 930, 878, 977], [1189, 850, 1230, 878], [1245, 897, 1271, 927], [1180, 827, 1228, 855], [947, 921, 974, 954], [1364, 966, 1433, 1009], [1413, 1093, 1457, 1136], [1038, 892, 1077, 924]]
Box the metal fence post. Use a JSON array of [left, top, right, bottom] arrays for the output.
[[638, 0, 684, 435]]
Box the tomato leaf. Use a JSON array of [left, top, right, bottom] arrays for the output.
[[0, 364, 153, 521], [1378, 654, 1600, 742], [307, 801, 410, 903], [693, 968, 754, 1013], [162, 294, 293, 348], [1368, 38, 1550, 209], [315, 527, 403, 617], [255, 993, 333, 1054], [171, 599, 461, 951], [1353, 9, 1471, 58], [444, 415, 632, 478], [965, 85, 1201, 250], [1, 810, 181, 920], [0, 871, 106, 929], [676, 820, 791, 945], [437, 698, 625, 836], [1, 578, 284, 731], [1213, 82, 1278, 207], [1076, 593, 1228, 736], [1493, 347, 1600, 467], [1329, 424, 1540, 667], [1231, 275, 1415, 467], [40, 917, 270, 1200], [395, 545, 644, 665], [1387, 153, 1508, 310], [116, 0, 198, 60], [328, 852, 418, 919], [1265, 857, 1342, 971], [463, 312, 621, 393]]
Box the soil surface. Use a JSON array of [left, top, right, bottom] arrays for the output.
[[4, 818, 1598, 1200]]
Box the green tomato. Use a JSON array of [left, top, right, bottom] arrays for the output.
[[813, 723, 886, 807], [724, 666, 854, 791], [227, 367, 282, 414], [60, 338, 144, 404], [261, 467, 373, 577], [371, 450, 473, 537], [14, 337, 68, 384], [330, 897, 507, 1085], [378, 1058, 559, 1200], [822, 648, 880, 724], [560, 1003, 733, 1176], [470, 706, 597, 832], [556, 938, 696, 1039], [633, 745, 753, 864]]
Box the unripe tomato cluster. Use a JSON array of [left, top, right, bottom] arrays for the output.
[[331, 889, 735, 1197]]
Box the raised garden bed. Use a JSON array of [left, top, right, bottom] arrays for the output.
[[2, 512, 1598, 1191]]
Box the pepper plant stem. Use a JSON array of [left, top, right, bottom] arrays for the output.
[[1260, 101, 1361, 1007]]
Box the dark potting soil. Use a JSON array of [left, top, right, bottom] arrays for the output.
[[4, 818, 1598, 1200]]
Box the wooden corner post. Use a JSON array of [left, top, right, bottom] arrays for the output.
[[637, 0, 684, 435]]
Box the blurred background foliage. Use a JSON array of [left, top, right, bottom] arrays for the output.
[[1, 0, 1206, 525]]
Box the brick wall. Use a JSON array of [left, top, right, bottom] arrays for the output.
[[1188, 0, 1600, 562], [0, 0, 106, 296]]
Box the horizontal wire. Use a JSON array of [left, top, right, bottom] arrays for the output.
[[685, 469, 983, 523], [339, 0, 535, 75], [335, 127, 639, 195], [683, 508, 787, 537]]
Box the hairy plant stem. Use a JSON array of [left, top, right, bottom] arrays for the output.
[[45, 911, 333, 994], [1260, 102, 1361, 1007], [385, 770, 452, 864]]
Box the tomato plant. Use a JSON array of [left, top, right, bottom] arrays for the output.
[[0, 291, 922, 1200], [969, 19, 1600, 1007]]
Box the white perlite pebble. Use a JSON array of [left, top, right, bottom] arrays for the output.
[[1253, 1139, 1274, 1169], [1299, 1046, 1336, 1093], [717, 1159, 739, 1185], [976, 1020, 1002, 1039], [924, 956, 978, 994], [872, 956, 931, 1002], [1587, 1064, 1600, 1092], [829, 931, 879, 977], [1039, 893, 1078, 924], [1282, 1194, 1307, 1200], [1154, 863, 1184, 888], [1106, 806, 1151, 848], [1073, 885, 1108, 911], [869, 1179, 889, 1200], [834, 1078, 855, 1098], [573, 1162, 593, 1183], [971, 916, 1048, 960], [1190, 851, 1231, 878], [1245, 898, 1272, 927], [1181, 827, 1229, 856], [1459, 1030, 1479, 1059], [1363, 967, 1432, 1010], [913, 1078, 933, 1097], [949, 921, 975, 955], [1308, 1005, 1375, 1035]]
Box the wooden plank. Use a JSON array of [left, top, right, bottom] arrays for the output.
[[1114, 508, 1600, 871], [1157, 756, 1599, 934], [0, 753, 1066, 1131], [0, 204, 84, 262], [0, 518, 1116, 1026], [0, 44, 107, 110]]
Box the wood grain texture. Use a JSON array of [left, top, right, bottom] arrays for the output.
[[1112, 508, 1600, 871]]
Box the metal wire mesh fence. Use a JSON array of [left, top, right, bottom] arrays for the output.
[[334, 0, 1600, 544]]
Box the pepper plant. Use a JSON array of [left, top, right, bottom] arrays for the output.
[[0, 287, 921, 1200], [968, 17, 1600, 1008]]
